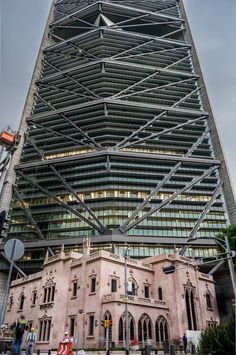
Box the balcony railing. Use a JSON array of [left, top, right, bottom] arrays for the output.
[[102, 293, 168, 309]]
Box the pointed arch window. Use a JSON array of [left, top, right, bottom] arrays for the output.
[[138, 314, 152, 342], [130, 318, 134, 340], [138, 320, 142, 341], [128, 279, 138, 296], [206, 293, 212, 309], [118, 312, 135, 343], [119, 317, 123, 341], [185, 282, 197, 330], [155, 316, 169, 344]]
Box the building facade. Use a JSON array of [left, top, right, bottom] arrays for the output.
[[5, 248, 219, 350], [0, 0, 236, 314]]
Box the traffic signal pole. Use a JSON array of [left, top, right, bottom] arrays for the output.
[[105, 324, 109, 355], [124, 247, 130, 355]]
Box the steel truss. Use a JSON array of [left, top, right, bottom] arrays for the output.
[[12, 186, 55, 256], [8, 0, 228, 259], [16, 170, 106, 234], [120, 129, 211, 230]]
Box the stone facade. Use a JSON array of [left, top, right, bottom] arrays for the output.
[[4, 249, 219, 350]]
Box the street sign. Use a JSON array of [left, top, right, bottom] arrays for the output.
[[4, 238, 25, 261], [1, 238, 25, 325]]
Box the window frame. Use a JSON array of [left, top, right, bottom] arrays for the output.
[[90, 278, 96, 293], [111, 279, 117, 293], [88, 315, 95, 337]]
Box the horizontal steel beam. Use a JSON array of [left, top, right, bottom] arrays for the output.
[[15, 149, 221, 171], [29, 98, 208, 121], [0, 236, 217, 251], [39, 59, 198, 84], [52, 1, 184, 26], [44, 28, 190, 53]]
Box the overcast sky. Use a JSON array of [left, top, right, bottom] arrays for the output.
[[0, 0, 235, 192]]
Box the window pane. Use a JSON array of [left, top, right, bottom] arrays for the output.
[[111, 279, 117, 293]]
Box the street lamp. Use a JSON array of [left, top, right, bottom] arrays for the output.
[[124, 247, 130, 355]]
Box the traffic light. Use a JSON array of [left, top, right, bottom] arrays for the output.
[[101, 320, 113, 328], [163, 265, 175, 274], [0, 210, 10, 238]]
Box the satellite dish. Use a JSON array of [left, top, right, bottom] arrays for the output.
[[4, 238, 25, 261]]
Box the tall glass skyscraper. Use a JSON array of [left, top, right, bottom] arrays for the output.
[[1, 0, 235, 270]]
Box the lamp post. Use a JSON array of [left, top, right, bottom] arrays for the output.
[[124, 247, 130, 355], [225, 236, 236, 298]]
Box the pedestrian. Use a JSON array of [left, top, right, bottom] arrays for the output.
[[25, 327, 36, 355], [62, 331, 70, 343], [12, 315, 28, 355], [182, 333, 188, 354], [179, 337, 184, 353]]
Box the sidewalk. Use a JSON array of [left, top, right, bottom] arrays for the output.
[[19, 352, 191, 355]]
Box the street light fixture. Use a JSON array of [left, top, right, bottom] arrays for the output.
[[124, 247, 130, 355]]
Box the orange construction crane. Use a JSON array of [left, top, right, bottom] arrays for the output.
[[0, 130, 21, 151]]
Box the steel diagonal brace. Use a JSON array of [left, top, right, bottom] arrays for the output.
[[48, 32, 98, 60], [109, 12, 153, 28], [115, 85, 203, 150], [111, 36, 162, 60], [120, 165, 219, 234], [12, 186, 55, 256], [111, 30, 187, 60], [111, 53, 191, 100], [108, 4, 180, 30], [43, 59, 100, 99], [120, 129, 210, 230], [53, 7, 96, 28], [109, 4, 181, 28], [48, 165, 106, 232], [118, 46, 190, 60], [124, 114, 205, 149], [116, 77, 196, 100], [179, 181, 223, 256], [156, 4, 178, 14], [161, 27, 185, 39], [208, 260, 225, 275], [25, 133, 46, 160], [23, 135, 103, 229], [121, 21, 182, 29], [27, 120, 91, 150], [17, 171, 104, 233], [36, 93, 103, 151], [0, 252, 27, 277], [38, 81, 94, 101]]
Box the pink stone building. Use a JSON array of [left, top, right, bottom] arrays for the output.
[[4, 248, 219, 350]]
